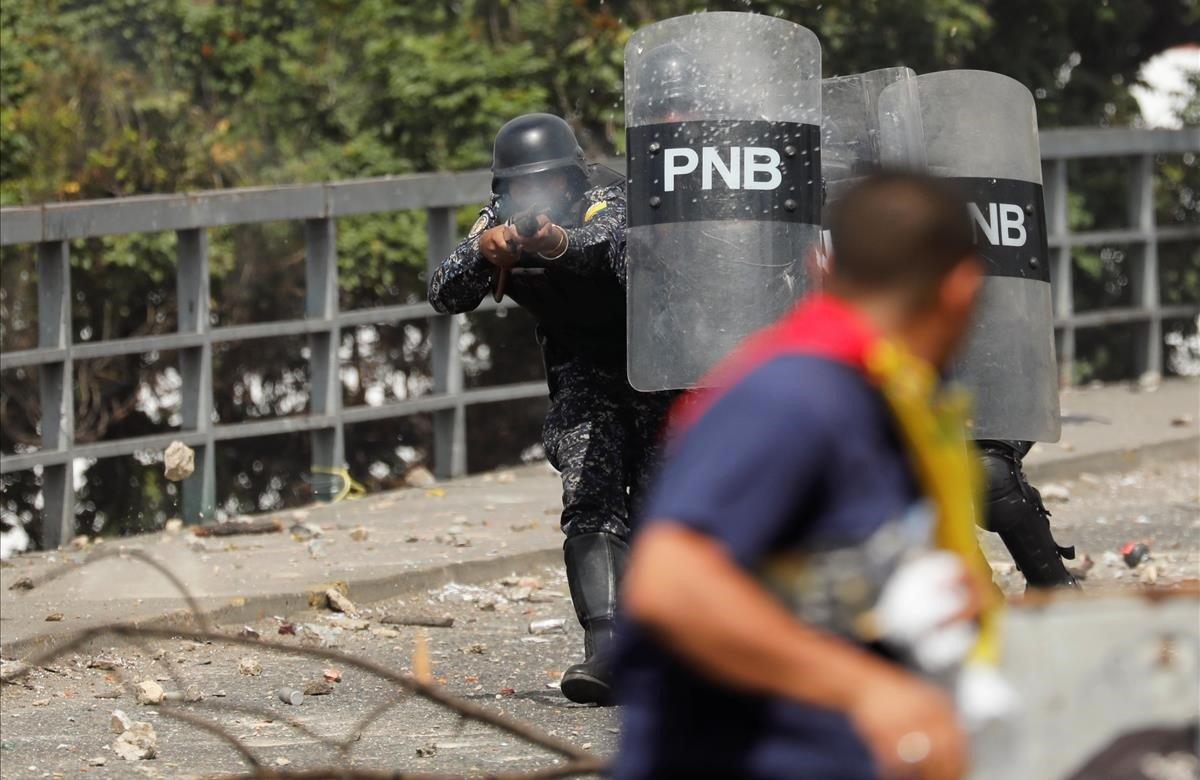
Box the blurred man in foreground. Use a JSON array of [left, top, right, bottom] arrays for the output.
[[615, 173, 996, 780]]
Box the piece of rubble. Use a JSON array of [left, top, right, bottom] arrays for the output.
[[303, 680, 333, 696], [323, 668, 342, 683], [112, 721, 157, 761], [1039, 483, 1070, 503], [380, 613, 454, 628], [299, 624, 342, 647], [164, 441, 195, 481], [1170, 414, 1194, 427], [134, 680, 164, 705], [69, 535, 90, 551], [369, 627, 400, 639], [306, 581, 349, 609], [465, 643, 487, 655], [327, 615, 369, 631], [88, 655, 122, 671], [1066, 553, 1095, 580], [111, 709, 133, 734], [192, 518, 282, 537], [238, 657, 262, 677], [415, 742, 438, 758], [1121, 542, 1151, 568], [405, 466, 437, 488], [93, 688, 121, 699], [87, 757, 107, 767], [45, 612, 64, 622], [1138, 564, 1159, 585], [325, 588, 357, 615], [529, 618, 567, 635], [278, 622, 297, 636], [8, 576, 34, 591], [239, 626, 261, 640], [276, 688, 303, 706], [274, 757, 292, 767], [163, 518, 184, 534], [349, 525, 369, 542], [290, 522, 324, 541]]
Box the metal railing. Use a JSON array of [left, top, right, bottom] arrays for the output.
[[2, 126, 1198, 547]]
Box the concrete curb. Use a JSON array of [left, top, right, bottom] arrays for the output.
[[1026, 435, 1198, 483], [2, 547, 563, 658], [5, 434, 1194, 658]]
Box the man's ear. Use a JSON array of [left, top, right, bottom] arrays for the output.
[[940, 255, 984, 317]]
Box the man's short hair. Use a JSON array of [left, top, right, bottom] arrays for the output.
[[828, 172, 976, 301]]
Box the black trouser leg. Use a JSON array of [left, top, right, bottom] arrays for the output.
[[978, 439, 1078, 589]]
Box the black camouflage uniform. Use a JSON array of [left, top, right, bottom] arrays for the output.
[[427, 113, 673, 705]]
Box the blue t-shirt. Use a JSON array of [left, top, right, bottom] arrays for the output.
[[614, 354, 921, 780]]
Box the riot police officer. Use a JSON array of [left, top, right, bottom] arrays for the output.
[[428, 113, 673, 704]]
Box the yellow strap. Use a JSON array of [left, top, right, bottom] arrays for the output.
[[864, 339, 1002, 666], [584, 201, 607, 223], [311, 466, 367, 503]]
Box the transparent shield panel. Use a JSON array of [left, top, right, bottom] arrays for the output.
[[955, 278, 1060, 442], [822, 67, 926, 204], [917, 70, 1042, 184], [624, 13, 822, 390], [919, 70, 1059, 442]]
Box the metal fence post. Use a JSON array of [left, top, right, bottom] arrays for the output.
[[37, 240, 74, 548], [427, 207, 466, 478], [1046, 159, 1075, 386], [306, 218, 345, 472], [177, 229, 216, 523], [1128, 153, 1162, 378]]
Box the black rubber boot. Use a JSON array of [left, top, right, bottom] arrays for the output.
[[560, 532, 627, 705], [979, 440, 1079, 589]]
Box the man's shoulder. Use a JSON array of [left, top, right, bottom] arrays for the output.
[[713, 353, 879, 428]]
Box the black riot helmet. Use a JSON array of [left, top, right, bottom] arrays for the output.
[[491, 113, 588, 195]]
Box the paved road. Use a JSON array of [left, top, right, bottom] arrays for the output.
[[1, 457, 1195, 779]]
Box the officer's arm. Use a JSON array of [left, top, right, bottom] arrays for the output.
[[427, 207, 498, 314], [553, 186, 629, 287]]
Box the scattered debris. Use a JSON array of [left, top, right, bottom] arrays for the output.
[[299, 624, 342, 648], [415, 742, 438, 758], [191, 518, 283, 537], [69, 535, 90, 551], [322, 668, 342, 683], [45, 612, 64, 622], [405, 466, 437, 488], [370, 626, 400, 639], [163, 518, 184, 534], [1121, 542, 1151, 568], [277, 621, 297, 636], [8, 576, 34, 591], [239, 626, 261, 640], [274, 757, 292, 767], [87, 756, 107, 767], [381, 613, 454, 628], [465, 643, 488, 655], [529, 618, 567, 635], [303, 680, 333, 696], [238, 657, 262, 677], [164, 685, 204, 703], [135, 680, 165, 705], [112, 721, 156, 761], [499, 687, 516, 697], [276, 688, 304, 706], [93, 688, 122, 699], [1169, 414, 1194, 427], [1067, 554, 1095, 580], [164, 441, 195, 482], [111, 709, 133, 734], [349, 525, 369, 542], [1039, 483, 1070, 503], [1139, 564, 1160, 585]]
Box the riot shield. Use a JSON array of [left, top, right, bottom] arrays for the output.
[[917, 70, 1060, 442], [625, 13, 822, 391], [821, 67, 926, 205]]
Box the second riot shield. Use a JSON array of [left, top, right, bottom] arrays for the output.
[[917, 70, 1060, 442], [625, 13, 822, 391], [821, 67, 926, 205]]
